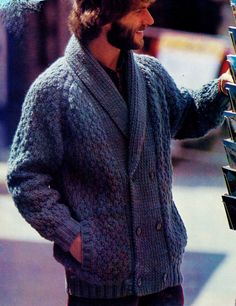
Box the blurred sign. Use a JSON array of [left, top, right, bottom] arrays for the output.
[[158, 31, 226, 89], [145, 29, 227, 90], [0, 20, 7, 107]]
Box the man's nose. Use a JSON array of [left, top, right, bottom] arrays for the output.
[[144, 9, 154, 26]]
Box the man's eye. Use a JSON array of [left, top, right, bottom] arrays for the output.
[[135, 8, 143, 13]]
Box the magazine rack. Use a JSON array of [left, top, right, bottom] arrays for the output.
[[222, 0, 236, 230]]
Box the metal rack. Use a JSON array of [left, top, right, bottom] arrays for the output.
[[221, 0, 236, 230]]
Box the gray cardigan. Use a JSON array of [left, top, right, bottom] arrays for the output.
[[7, 35, 229, 298]]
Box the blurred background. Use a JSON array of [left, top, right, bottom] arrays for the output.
[[1, 0, 236, 305]]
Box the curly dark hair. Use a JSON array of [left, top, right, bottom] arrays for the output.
[[68, 0, 154, 44]]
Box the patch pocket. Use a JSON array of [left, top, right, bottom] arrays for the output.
[[79, 218, 132, 283]]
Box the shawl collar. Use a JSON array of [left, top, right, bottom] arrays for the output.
[[64, 36, 147, 177], [127, 53, 147, 177], [64, 36, 128, 138]]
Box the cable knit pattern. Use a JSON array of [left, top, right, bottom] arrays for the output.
[[7, 35, 229, 298]]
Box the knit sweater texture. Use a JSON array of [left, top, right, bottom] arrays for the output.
[[7, 35, 229, 298]]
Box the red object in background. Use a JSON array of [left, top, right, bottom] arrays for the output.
[[220, 53, 231, 75]]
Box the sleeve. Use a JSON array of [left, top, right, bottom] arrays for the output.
[[7, 80, 81, 252], [153, 59, 230, 139]]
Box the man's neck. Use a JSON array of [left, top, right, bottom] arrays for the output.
[[88, 36, 121, 71]]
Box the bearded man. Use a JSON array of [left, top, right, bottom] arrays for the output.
[[7, 0, 232, 305]]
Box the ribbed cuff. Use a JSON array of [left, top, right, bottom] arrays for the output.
[[79, 221, 94, 271], [203, 79, 230, 125], [54, 218, 81, 252]]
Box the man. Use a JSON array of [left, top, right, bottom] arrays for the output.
[[7, 0, 233, 305]]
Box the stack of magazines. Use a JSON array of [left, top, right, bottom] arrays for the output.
[[222, 2, 236, 229]]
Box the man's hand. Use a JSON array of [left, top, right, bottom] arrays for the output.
[[219, 68, 234, 95], [69, 234, 83, 263]]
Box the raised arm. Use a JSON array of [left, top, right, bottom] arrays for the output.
[[141, 56, 231, 140]]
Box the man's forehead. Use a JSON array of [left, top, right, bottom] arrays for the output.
[[141, 0, 156, 3], [141, 0, 156, 4], [133, 0, 156, 8]]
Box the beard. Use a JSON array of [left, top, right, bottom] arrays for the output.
[[107, 21, 144, 51]]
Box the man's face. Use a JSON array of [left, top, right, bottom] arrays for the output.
[[107, 1, 154, 50]]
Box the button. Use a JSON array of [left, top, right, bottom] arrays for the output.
[[156, 222, 162, 231], [163, 273, 167, 283], [172, 255, 176, 261], [136, 227, 142, 236], [137, 277, 142, 287], [149, 171, 156, 181], [125, 278, 133, 292]]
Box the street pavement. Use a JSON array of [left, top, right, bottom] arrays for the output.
[[0, 140, 236, 306]]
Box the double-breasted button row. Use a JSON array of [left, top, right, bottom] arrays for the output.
[[156, 222, 162, 231], [163, 273, 168, 283], [135, 223, 161, 237], [137, 277, 142, 287], [149, 171, 156, 181], [136, 226, 142, 236], [132, 172, 156, 183]]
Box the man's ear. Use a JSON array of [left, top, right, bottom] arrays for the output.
[[103, 23, 112, 32]]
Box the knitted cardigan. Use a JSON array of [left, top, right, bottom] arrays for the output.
[[7, 35, 229, 298]]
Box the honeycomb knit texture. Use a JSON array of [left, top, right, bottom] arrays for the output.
[[7, 35, 229, 298]]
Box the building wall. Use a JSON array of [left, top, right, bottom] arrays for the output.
[[5, 0, 71, 146]]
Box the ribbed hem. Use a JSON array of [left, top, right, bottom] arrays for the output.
[[54, 218, 81, 252], [133, 257, 183, 297], [66, 276, 133, 298], [65, 260, 183, 298]]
